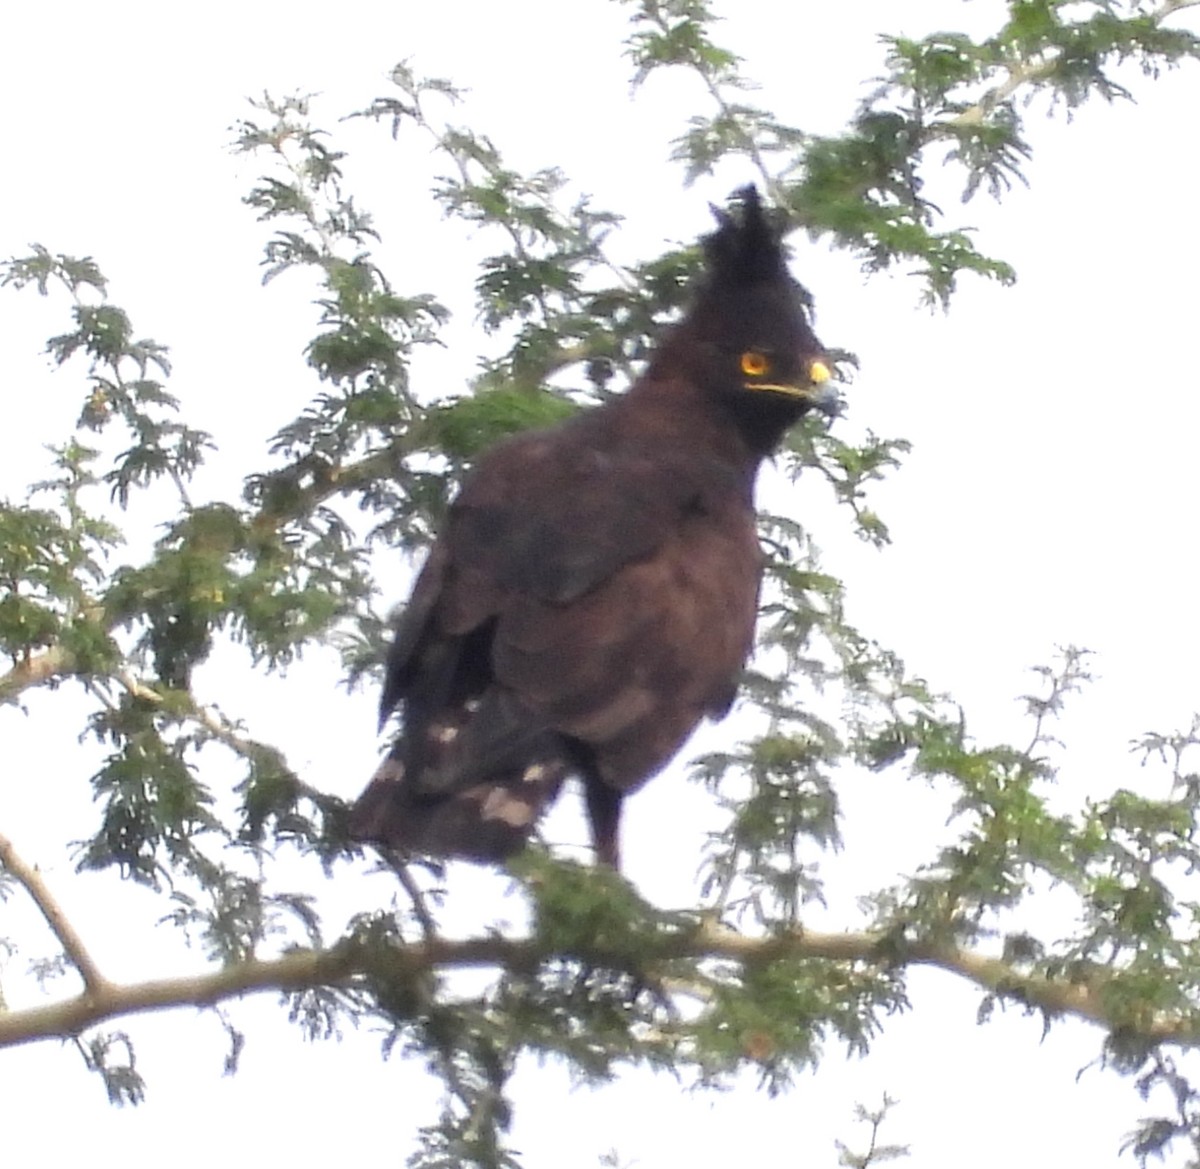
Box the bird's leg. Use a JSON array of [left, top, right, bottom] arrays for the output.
[[583, 775, 623, 870]]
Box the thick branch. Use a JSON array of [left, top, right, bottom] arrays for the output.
[[0, 646, 75, 707], [0, 833, 109, 994], [1, 922, 1196, 1052], [0, 937, 499, 1049]]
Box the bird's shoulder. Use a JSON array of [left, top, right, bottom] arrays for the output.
[[446, 402, 752, 604]]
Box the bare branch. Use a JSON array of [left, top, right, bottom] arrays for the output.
[[1, 921, 1196, 1052], [0, 833, 109, 995]]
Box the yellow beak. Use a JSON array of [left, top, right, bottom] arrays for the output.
[[744, 359, 833, 401]]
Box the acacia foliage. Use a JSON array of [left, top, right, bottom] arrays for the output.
[[2, 2, 1200, 1165]]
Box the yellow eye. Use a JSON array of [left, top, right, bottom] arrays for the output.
[[741, 351, 770, 377], [809, 360, 831, 384]]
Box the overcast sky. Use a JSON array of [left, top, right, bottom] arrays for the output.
[[3, 2, 1200, 1166]]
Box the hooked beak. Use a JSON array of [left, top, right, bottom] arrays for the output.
[[746, 360, 842, 416]]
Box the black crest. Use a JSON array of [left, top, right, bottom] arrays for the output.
[[702, 186, 791, 289]]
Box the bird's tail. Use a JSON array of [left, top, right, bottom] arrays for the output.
[[347, 753, 568, 862]]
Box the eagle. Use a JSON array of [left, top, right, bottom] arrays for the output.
[[349, 186, 837, 869]]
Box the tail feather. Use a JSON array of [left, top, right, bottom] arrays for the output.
[[348, 754, 568, 862]]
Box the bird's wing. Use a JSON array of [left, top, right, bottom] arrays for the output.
[[379, 417, 679, 723], [464, 422, 757, 778]]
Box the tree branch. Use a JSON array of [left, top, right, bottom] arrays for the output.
[[952, 0, 1200, 126], [0, 832, 109, 995], [107, 671, 334, 814], [0, 645, 75, 707], [951, 56, 1050, 127], [1, 921, 1195, 1052]]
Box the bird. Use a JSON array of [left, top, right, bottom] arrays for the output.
[[348, 186, 838, 870]]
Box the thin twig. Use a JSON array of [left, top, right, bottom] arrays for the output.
[[0, 833, 109, 995], [107, 671, 333, 810], [637, 6, 781, 199], [384, 854, 440, 940]]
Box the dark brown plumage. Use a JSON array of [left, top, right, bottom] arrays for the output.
[[349, 187, 836, 868]]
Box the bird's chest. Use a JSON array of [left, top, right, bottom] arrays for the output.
[[560, 490, 763, 785], [663, 491, 763, 672]]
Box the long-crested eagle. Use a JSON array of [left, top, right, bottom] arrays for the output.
[[348, 186, 837, 868]]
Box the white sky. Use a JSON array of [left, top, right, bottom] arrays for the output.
[[2, 1, 1200, 1166]]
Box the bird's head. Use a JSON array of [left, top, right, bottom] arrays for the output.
[[681, 187, 839, 444]]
